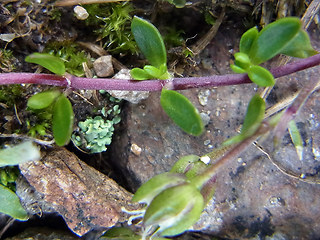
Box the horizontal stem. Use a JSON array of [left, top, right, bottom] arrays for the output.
[[0, 54, 319, 91]]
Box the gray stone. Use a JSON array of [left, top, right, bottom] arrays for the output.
[[107, 69, 150, 104], [109, 24, 320, 239]]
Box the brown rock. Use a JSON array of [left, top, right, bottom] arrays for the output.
[[93, 56, 114, 77], [18, 148, 139, 237]]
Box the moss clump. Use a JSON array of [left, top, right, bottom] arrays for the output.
[[84, 2, 137, 54], [0, 49, 16, 72], [0, 85, 23, 107]]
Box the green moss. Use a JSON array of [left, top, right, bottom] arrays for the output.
[[0, 85, 23, 106], [0, 166, 20, 192], [163, 27, 185, 48], [26, 104, 53, 138], [0, 49, 16, 72], [49, 7, 62, 21], [45, 43, 89, 77], [84, 2, 137, 54]]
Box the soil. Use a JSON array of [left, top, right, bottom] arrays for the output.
[[0, 0, 319, 240]]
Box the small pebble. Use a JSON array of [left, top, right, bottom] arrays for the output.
[[93, 56, 114, 77], [131, 143, 142, 156], [74, 6, 89, 20]]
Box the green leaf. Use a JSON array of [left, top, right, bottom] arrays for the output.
[[223, 94, 265, 146], [25, 53, 66, 75], [160, 89, 204, 136], [144, 184, 204, 237], [132, 172, 187, 205], [230, 64, 247, 74], [131, 16, 167, 68], [288, 120, 303, 160], [27, 90, 61, 110], [0, 184, 28, 220], [52, 94, 74, 146], [170, 155, 200, 174], [0, 141, 40, 167], [130, 67, 152, 80], [249, 17, 301, 64], [170, 155, 207, 179], [241, 94, 265, 136], [239, 26, 258, 54], [233, 52, 252, 70], [143, 65, 163, 78], [248, 65, 275, 87], [280, 29, 318, 58]]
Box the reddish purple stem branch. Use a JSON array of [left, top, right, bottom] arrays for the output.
[[0, 54, 319, 91]]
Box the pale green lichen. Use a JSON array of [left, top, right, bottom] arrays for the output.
[[76, 116, 114, 153], [72, 104, 121, 153]]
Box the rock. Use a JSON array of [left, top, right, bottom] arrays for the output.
[[107, 69, 150, 104], [4, 227, 79, 240], [17, 148, 140, 237], [93, 56, 114, 77], [109, 24, 320, 239], [73, 6, 89, 20]]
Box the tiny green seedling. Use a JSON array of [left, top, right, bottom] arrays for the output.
[[231, 17, 317, 87], [131, 16, 171, 80], [131, 16, 204, 136]]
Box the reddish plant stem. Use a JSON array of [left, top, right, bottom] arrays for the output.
[[0, 54, 319, 91]]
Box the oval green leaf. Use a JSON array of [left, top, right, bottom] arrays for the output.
[[25, 53, 66, 75], [170, 155, 200, 174], [144, 184, 204, 237], [241, 94, 265, 136], [131, 16, 167, 68], [27, 90, 61, 110], [239, 26, 258, 54], [0, 141, 40, 167], [280, 29, 318, 58], [249, 17, 301, 64], [52, 94, 74, 146], [248, 65, 275, 87], [0, 184, 28, 220], [132, 172, 186, 205], [230, 64, 247, 74], [223, 94, 265, 146], [144, 65, 163, 78], [160, 89, 204, 136], [288, 120, 303, 160], [130, 67, 152, 80], [234, 52, 252, 70]]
